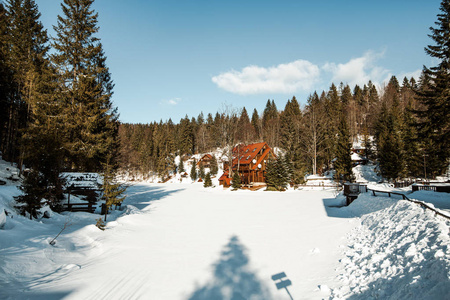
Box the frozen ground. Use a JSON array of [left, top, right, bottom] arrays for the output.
[[0, 157, 449, 299], [1, 183, 359, 299]]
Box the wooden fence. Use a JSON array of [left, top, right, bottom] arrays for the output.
[[369, 188, 450, 220]]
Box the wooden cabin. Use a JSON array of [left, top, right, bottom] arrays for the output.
[[197, 154, 214, 168], [219, 171, 232, 187], [219, 142, 276, 186]]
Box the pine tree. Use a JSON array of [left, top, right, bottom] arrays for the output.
[[280, 96, 301, 160], [14, 169, 46, 219], [300, 92, 327, 175], [190, 158, 197, 181], [0, 3, 14, 160], [178, 157, 185, 173], [101, 156, 126, 222], [265, 158, 279, 191], [231, 171, 241, 190], [5, 0, 49, 165], [199, 164, 205, 179], [251, 108, 261, 141], [237, 107, 255, 143], [374, 102, 403, 181], [334, 115, 353, 182], [262, 100, 279, 147], [203, 172, 212, 188], [415, 0, 450, 177], [210, 155, 218, 176], [52, 0, 119, 172]]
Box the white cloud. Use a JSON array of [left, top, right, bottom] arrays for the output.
[[212, 50, 420, 95], [161, 98, 181, 105], [322, 50, 390, 87], [211, 60, 321, 95]]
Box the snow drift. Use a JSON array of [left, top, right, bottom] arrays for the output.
[[332, 194, 450, 299]]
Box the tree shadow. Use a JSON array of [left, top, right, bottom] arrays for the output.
[[123, 185, 185, 210], [188, 236, 273, 300]]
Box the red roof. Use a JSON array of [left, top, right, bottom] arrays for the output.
[[197, 154, 213, 165], [218, 171, 229, 181], [231, 142, 272, 168]]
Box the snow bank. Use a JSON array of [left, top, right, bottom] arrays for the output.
[[332, 197, 450, 299]]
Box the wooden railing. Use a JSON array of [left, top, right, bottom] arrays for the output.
[[62, 202, 96, 213], [368, 188, 450, 220]]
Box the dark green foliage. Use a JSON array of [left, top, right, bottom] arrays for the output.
[[178, 157, 185, 173], [15, 168, 65, 219], [101, 157, 126, 222], [203, 172, 212, 188], [251, 108, 261, 140], [199, 164, 205, 179], [280, 97, 301, 161], [231, 171, 241, 190], [190, 158, 197, 181], [262, 100, 279, 147], [334, 116, 353, 182], [3, 0, 50, 165], [374, 99, 404, 181], [15, 170, 46, 219], [237, 107, 255, 143], [209, 155, 218, 176], [0, 4, 11, 160], [265, 156, 290, 191], [414, 0, 450, 177], [52, 0, 118, 172]]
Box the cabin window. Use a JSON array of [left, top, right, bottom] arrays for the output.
[[253, 148, 256, 152], [246, 155, 251, 160], [245, 149, 249, 153]]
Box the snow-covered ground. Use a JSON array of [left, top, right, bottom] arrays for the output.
[[0, 158, 449, 299]]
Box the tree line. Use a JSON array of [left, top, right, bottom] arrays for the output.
[[120, 0, 450, 183], [120, 72, 448, 183], [0, 0, 120, 218]]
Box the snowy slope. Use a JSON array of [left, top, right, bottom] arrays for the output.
[[1, 183, 358, 299], [1, 158, 450, 299], [332, 193, 450, 299]]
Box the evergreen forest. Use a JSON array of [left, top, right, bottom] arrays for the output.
[[0, 0, 449, 203]]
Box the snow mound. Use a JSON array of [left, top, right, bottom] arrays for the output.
[[353, 163, 382, 184], [332, 199, 450, 299]]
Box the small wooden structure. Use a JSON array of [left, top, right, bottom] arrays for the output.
[[344, 183, 368, 205], [412, 183, 450, 193], [197, 154, 214, 168], [61, 173, 101, 213]]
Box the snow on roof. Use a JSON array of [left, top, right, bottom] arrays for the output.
[[351, 152, 364, 161]]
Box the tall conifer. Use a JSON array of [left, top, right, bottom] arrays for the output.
[[52, 0, 118, 172], [415, 0, 450, 176], [334, 115, 353, 182]]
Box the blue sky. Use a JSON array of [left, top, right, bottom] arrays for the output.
[[35, 0, 441, 124]]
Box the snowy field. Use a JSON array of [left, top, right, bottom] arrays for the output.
[[1, 179, 450, 299]]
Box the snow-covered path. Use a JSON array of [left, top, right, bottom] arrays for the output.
[[15, 183, 357, 300]]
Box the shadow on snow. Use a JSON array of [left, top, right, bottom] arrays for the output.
[[0, 184, 185, 300], [123, 184, 185, 210], [188, 235, 273, 300]]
